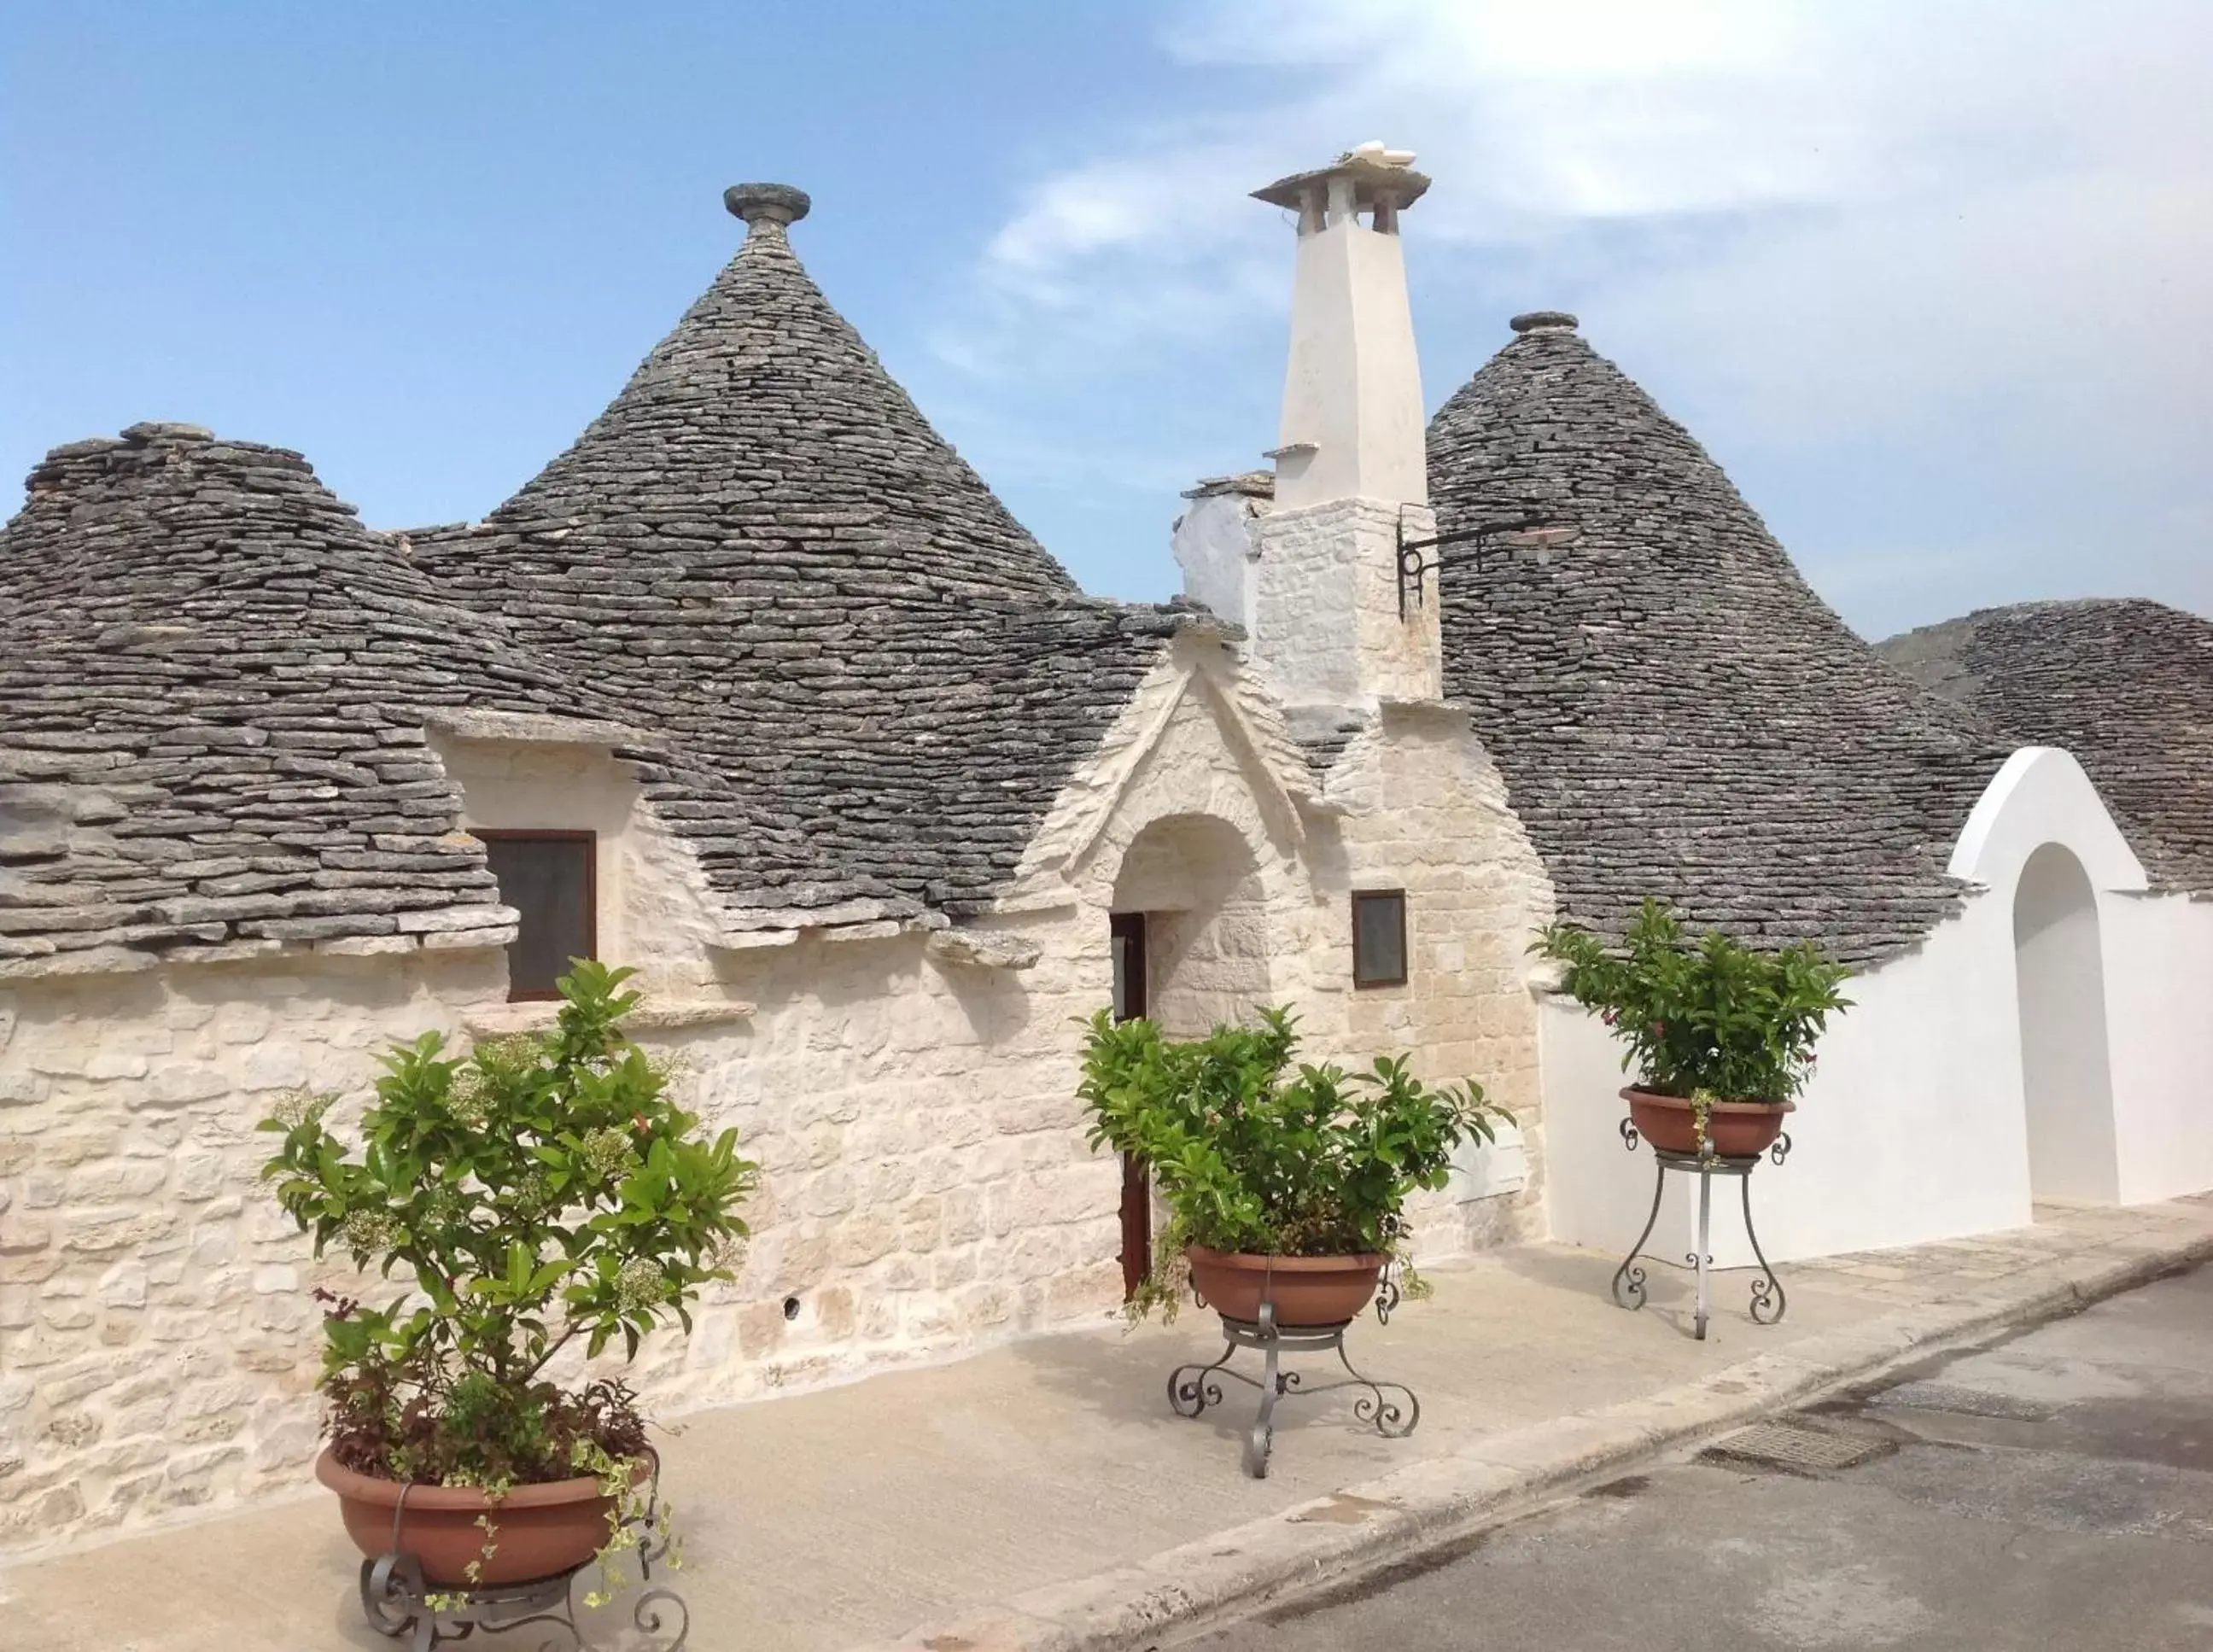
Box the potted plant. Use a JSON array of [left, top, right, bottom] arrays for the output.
[[1076, 1007, 1510, 1328], [1533, 900, 1851, 1158], [258, 961, 756, 1592]]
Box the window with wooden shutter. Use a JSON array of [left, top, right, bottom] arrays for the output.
[[1352, 889, 1407, 988], [479, 831, 597, 1001]]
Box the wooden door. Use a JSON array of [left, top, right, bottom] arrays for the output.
[[1109, 913, 1152, 1299]]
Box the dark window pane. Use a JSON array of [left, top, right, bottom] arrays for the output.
[[482, 836, 594, 1000], [1110, 912, 1147, 1021], [1352, 891, 1406, 988]]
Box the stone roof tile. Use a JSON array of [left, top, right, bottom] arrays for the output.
[[416, 197, 1187, 920], [1428, 323, 2011, 966], [1877, 598, 2213, 893], [488, 207, 1077, 603], [0, 426, 540, 971]]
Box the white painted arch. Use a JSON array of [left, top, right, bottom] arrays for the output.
[[1947, 744, 2211, 1207], [1543, 742, 2213, 1266], [1947, 746, 2147, 893]]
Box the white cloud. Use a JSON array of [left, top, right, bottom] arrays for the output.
[[925, 0, 2213, 631]]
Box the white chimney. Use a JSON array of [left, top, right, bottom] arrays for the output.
[[1258, 140, 1430, 511], [1172, 143, 1441, 721]]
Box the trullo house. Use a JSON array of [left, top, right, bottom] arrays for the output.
[[1, 149, 2206, 1549]]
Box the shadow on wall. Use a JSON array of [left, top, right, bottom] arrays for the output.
[[1110, 812, 1270, 1038], [712, 928, 1031, 1044], [2013, 841, 2120, 1204]]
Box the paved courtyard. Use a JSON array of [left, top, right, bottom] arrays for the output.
[[3, 1199, 2209, 1651]]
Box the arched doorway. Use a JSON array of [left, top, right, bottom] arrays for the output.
[[1106, 813, 1272, 1295], [1110, 813, 1270, 1039], [2013, 842, 2119, 1204]]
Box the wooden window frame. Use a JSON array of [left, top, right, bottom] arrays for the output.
[[1351, 888, 1408, 989], [1108, 913, 1152, 1302], [476, 828, 598, 1003]]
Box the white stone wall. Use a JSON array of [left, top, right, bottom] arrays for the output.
[[1541, 744, 2213, 1266], [2101, 889, 2213, 1205], [1020, 639, 1555, 1258], [1540, 894, 2038, 1270], [0, 949, 507, 1547], [1249, 499, 1443, 715], [0, 918, 1130, 1556], [0, 639, 1556, 1555], [1273, 204, 1428, 511], [1170, 490, 1266, 636], [1322, 703, 1555, 1256]]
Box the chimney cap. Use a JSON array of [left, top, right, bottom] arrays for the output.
[[1510, 311, 1579, 335], [724, 183, 812, 229], [1253, 146, 1432, 213]]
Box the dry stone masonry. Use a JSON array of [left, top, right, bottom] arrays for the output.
[[415, 189, 1194, 927], [0, 424, 554, 976], [2, 155, 2204, 1562], [1877, 599, 2213, 896], [1427, 313, 2014, 966]]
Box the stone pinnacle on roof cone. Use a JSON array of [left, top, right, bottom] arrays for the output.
[[723, 182, 811, 231]]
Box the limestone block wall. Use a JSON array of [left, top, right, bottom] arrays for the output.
[[1321, 704, 1555, 1255], [0, 949, 506, 1549], [1025, 639, 1554, 1260], [0, 643, 1558, 1557], [660, 918, 1124, 1405], [0, 908, 1127, 1556], [1250, 499, 1443, 714]]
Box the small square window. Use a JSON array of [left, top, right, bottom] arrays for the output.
[[478, 831, 596, 1001], [1352, 890, 1407, 989]]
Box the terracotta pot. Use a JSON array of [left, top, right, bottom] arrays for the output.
[[1623, 1088, 1795, 1159], [1185, 1245, 1386, 1328], [316, 1448, 620, 1585]]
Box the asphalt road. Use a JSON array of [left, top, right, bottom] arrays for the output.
[[1177, 1262, 2213, 1651]]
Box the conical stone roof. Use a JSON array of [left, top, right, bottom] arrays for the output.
[[1878, 598, 2213, 894], [1428, 315, 2009, 966], [488, 196, 1077, 603], [421, 190, 1188, 923], [0, 423, 669, 972]]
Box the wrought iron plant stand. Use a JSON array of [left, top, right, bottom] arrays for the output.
[[1612, 1115, 1791, 1340], [356, 1451, 689, 1651], [1166, 1265, 1419, 1479]]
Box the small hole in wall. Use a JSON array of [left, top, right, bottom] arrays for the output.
[[781, 1295, 801, 1322]]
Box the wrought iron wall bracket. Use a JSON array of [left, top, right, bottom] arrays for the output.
[[1393, 512, 1566, 620]]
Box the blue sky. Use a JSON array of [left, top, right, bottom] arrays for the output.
[[4, 1, 2207, 640]]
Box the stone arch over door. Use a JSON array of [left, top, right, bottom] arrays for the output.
[[2013, 841, 2120, 1204], [1109, 811, 1271, 1036]]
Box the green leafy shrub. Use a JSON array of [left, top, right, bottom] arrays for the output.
[[259, 960, 757, 1491], [1077, 1007, 1510, 1322], [1533, 899, 1852, 1104]]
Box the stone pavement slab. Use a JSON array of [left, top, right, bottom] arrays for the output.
[[3, 1197, 2209, 1651]]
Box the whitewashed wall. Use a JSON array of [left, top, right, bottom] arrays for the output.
[[1541, 896, 2033, 1270], [2099, 891, 2213, 1203], [1951, 749, 2213, 1208], [1542, 745, 2213, 1269]]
